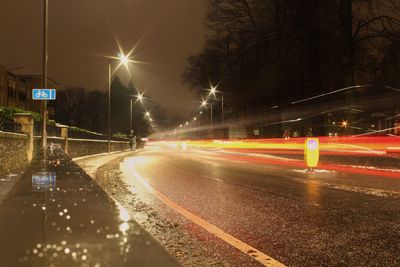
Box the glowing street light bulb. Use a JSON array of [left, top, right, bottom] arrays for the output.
[[145, 111, 150, 117], [210, 86, 217, 95], [193, 117, 197, 121], [136, 93, 144, 102], [185, 122, 189, 125], [201, 99, 207, 107], [341, 120, 348, 128], [118, 53, 130, 65]]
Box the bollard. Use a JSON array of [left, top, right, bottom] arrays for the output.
[[304, 138, 319, 171]]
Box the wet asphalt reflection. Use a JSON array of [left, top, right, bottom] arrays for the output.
[[0, 148, 178, 267]]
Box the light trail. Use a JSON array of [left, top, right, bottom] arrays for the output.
[[150, 136, 400, 178]]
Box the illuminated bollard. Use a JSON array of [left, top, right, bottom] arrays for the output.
[[305, 138, 319, 171]]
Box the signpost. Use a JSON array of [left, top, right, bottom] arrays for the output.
[[33, 88, 56, 153]]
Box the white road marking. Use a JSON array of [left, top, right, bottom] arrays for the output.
[[121, 159, 286, 267], [203, 175, 223, 182]]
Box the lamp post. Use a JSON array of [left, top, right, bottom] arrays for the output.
[[201, 99, 213, 128], [129, 92, 144, 137], [209, 85, 224, 128], [41, 0, 48, 150], [107, 53, 130, 153]]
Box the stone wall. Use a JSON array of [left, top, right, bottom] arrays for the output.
[[0, 132, 28, 174], [65, 138, 130, 158]]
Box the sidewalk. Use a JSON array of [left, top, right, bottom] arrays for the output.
[[0, 148, 179, 267]]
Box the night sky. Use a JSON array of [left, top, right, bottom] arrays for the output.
[[0, 0, 206, 117]]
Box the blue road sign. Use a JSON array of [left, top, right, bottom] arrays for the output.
[[32, 89, 56, 100]]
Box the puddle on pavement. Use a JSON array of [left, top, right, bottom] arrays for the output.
[[0, 147, 178, 267]]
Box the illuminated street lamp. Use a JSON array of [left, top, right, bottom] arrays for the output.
[[108, 52, 131, 153], [129, 91, 145, 138], [201, 98, 213, 128], [136, 92, 144, 103], [208, 84, 224, 128]]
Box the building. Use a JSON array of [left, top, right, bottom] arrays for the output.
[[0, 65, 58, 119]]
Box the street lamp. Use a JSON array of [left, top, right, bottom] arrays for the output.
[[208, 84, 224, 128], [201, 99, 213, 128], [108, 53, 131, 153], [129, 92, 144, 137], [41, 0, 49, 151]]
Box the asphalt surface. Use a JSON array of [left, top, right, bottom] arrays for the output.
[[0, 148, 179, 267], [86, 143, 400, 266]]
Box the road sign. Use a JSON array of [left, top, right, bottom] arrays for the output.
[[305, 138, 319, 169], [32, 89, 56, 100]]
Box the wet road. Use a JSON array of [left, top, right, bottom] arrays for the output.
[[93, 143, 400, 266]]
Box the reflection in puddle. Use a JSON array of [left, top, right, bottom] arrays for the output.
[[306, 180, 321, 206], [18, 240, 91, 265], [32, 172, 56, 191]]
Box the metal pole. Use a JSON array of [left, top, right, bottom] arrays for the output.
[[108, 62, 111, 153], [41, 0, 48, 150], [221, 94, 224, 127], [210, 105, 213, 128], [130, 98, 133, 134]]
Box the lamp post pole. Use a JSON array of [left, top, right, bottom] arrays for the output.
[[210, 104, 213, 128], [41, 0, 48, 150], [221, 93, 224, 127], [108, 61, 111, 153], [130, 98, 133, 134]]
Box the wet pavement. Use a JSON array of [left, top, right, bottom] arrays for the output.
[[79, 143, 400, 266], [0, 148, 179, 267]]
